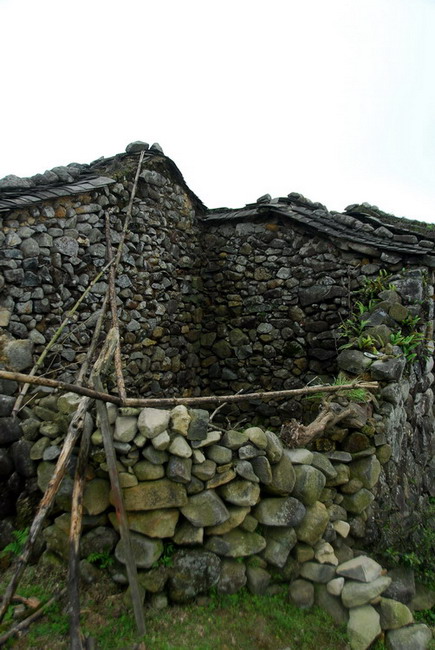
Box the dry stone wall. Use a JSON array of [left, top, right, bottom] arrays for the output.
[[4, 397, 432, 649], [0, 153, 206, 398], [0, 147, 434, 646]]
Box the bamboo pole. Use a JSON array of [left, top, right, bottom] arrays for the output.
[[0, 370, 379, 407], [11, 260, 113, 417], [0, 331, 118, 624]]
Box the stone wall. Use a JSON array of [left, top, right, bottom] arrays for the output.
[[2, 397, 432, 649], [0, 148, 434, 590], [0, 152, 206, 397]]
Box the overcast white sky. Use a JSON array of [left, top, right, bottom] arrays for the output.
[[1, 0, 434, 221]]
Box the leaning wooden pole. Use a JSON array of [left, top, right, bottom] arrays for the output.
[[0, 331, 118, 624], [92, 367, 146, 637], [67, 411, 95, 650], [11, 260, 113, 417], [105, 212, 127, 402], [0, 395, 92, 624]]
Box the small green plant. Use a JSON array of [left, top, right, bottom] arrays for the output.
[[152, 542, 176, 568], [86, 550, 114, 570], [339, 317, 370, 339], [390, 330, 427, 362], [339, 333, 380, 353], [306, 373, 370, 403], [0, 527, 29, 558], [358, 269, 394, 298]]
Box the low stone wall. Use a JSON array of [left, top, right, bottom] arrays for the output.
[[0, 396, 432, 649]]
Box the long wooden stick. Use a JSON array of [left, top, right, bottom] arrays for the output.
[[0, 370, 379, 407], [68, 410, 94, 650], [0, 332, 118, 624], [11, 260, 113, 417], [105, 212, 127, 402], [0, 395, 92, 624], [92, 376, 145, 637], [0, 588, 67, 646]]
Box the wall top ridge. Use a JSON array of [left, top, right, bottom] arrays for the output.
[[0, 141, 207, 215], [204, 194, 435, 265]]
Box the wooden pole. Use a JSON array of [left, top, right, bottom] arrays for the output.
[[0, 370, 379, 408], [105, 212, 127, 402], [92, 373, 146, 637], [0, 331, 118, 624], [0, 589, 67, 646], [11, 261, 113, 417], [67, 410, 94, 650]]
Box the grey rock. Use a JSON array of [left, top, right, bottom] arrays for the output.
[[251, 456, 272, 484], [115, 531, 163, 569], [336, 556, 383, 583], [370, 357, 407, 381], [11, 439, 35, 477], [181, 490, 229, 527], [341, 575, 392, 608], [347, 605, 381, 650], [79, 526, 118, 559], [169, 550, 221, 603], [267, 449, 296, 495], [289, 579, 314, 608], [291, 465, 326, 506], [166, 456, 192, 484], [219, 480, 260, 507], [205, 445, 232, 464], [264, 429, 283, 463], [234, 460, 260, 483], [134, 460, 165, 481], [187, 409, 209, 440], [138, 408, 170, 438], [126, 141, 149, 153], [337, 349, 374, 375], [217, 559, 247, 594], [254, 496, 306, 527], [314, 584, 348, 625], [379, 598, 414, 629], [246, 566, 271, 595], [300, 562, 336, 583], [0, 417, 22, 444], [383, 567, 416, 604], [385, 624, 432, 650], [3, 339, 33, 371], [221, 430, 249, 449], [169, 435, 192, 458]]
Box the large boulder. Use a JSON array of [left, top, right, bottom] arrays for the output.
[[169, 550, 221, 602], [180, 490, 229, 527], [347, 605, 381, 650]]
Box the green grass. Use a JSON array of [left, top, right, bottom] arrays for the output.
[[0, 566, 349, 650]]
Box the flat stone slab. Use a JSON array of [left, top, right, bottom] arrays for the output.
[[337, 556, 383, 583], [341, 575, 392, 608], [123, 479, 188, 511], [286, 449, 313, 464]]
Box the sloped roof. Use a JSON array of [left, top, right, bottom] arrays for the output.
[[203, 193, 435, 266], [0, 143, 207, 214]]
